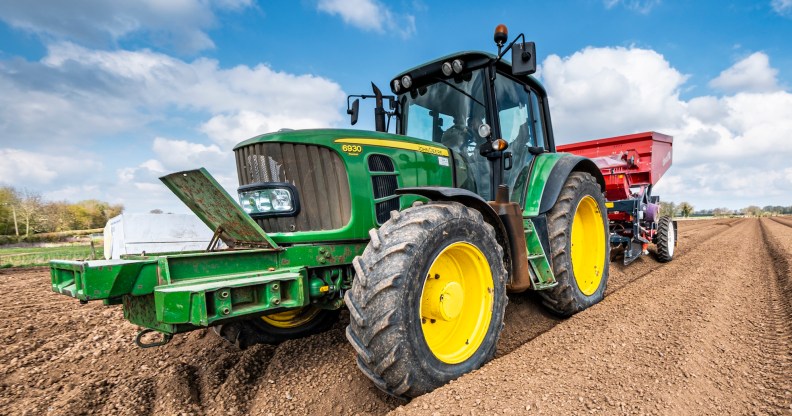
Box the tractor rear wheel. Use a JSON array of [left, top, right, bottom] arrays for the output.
[[539, 172, 610, 317], [655, 216, 675, 262], [212, 306, 339, 349], [345, 202, 507, 398]]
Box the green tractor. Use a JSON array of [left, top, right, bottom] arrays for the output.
[[50, 25, 609, 398]]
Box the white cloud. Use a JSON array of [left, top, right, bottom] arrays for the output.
[[114, 159, 190, 213], [543, 46, 792, 209], [0, 0, 253, 53], [0, 42, 346, 150], [0, 67, 144, 146], [317, 0, 416, 38], [116, 143, 239, 213], [603, 0, 661, 14], [0, 148, 102, 185], [542, 46, 687, 142], [152, 137, 228, 171], [0, 42, 347, 213], [772, 0, 792, 16], [43, 184, 101, 203], [151, 136, 238, 197], [201, 111, 332, 149], [709, 52, 780, 93]]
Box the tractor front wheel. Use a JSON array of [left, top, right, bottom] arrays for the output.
[[212, 306, 339, 348], [345, 202, 508, 398], [655, 216, 676, 262], [539, 171, 610, 317]]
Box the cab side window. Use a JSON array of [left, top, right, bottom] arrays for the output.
[[495, 76, 546, 149], [495, 75, 546, 190]]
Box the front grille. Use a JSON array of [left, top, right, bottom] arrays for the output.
[[372, 175, 398, 199], [368, 154, 395, 172], [375, 198, 400, 224], [368, 155, 399, 224], [235, 143, 351, 232]]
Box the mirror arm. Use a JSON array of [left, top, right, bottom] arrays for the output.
[[346, 92, 398, 131], [494, 32, 526, 65], [491, 32, 526, 82]]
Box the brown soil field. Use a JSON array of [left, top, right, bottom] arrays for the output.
[[1, 218, 789, 415]]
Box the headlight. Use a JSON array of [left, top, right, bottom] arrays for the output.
[[401, 75, 412, 89], [452, 59, 464, 74], [238, 183, 299, 217], [441, 61, 453, 76]]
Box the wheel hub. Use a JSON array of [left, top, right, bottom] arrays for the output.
[[570, 195, 606, 296], [423, 280, 464, 321], [419, 242, 494, 364]]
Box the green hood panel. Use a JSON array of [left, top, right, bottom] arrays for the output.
[[234, 128, 444, 151]]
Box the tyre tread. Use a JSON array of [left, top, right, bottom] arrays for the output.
[[538, 172, 610, 317], [345, 201, 507, 398]]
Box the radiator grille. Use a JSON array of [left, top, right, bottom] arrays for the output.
[[372, 175, 398, 199], [368, 155, 400, 225], [235, 143, 351, 232], [375, 197, 400, 224], [368, 154, 395, 172]]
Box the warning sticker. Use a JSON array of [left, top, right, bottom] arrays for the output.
[[438, 156, 449, 167]]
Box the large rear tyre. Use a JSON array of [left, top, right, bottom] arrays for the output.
[[539, 172, 610, 317], [212, 306, 339, 349], [655, 216, 675, 263], [345, 202, 507, 398]]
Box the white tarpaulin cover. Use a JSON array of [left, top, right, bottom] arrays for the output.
[[103, 214, 214, 259]]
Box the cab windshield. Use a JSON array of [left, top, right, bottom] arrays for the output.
[[399, 69, 492, 199]]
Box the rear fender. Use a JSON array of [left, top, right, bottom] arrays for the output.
[[518, 153, 606, 216]]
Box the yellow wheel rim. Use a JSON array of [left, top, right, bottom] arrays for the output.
[[571, 195, 607, 296], [420, 242, 494, 364], [260, 306, 321, 329]]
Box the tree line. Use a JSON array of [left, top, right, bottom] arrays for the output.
[[0, 187, 123, 236], [659, 201, 792, 218]]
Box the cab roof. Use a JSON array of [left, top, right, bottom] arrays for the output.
[[389, 50, 546, 96]]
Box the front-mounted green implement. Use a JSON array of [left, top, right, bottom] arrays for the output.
[[49, 25, 658, 398], [51, 168, 362, 344]]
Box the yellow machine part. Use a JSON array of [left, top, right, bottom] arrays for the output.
[[261, 306, 321, 328], [570, 195, 606, 296], [420, 242, 494, 364]]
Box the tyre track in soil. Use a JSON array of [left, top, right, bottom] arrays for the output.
[[769, 216, 792, 228], [0, 219, 750, 416], [758, 218, 792, 405], [400, 218, 791, 415], [497, 218, 737, 356]]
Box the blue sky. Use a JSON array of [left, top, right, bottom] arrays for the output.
[[1, 0, 791, 214]]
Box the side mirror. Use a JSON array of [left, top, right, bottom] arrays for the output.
[[347, 99, 359, 126], [512, 41, 536, 76]]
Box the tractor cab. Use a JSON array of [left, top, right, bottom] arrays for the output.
[[388, 51, 552, 202], [347, 26, 551, 204]]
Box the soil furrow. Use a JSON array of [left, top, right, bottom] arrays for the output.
[[2, 219, 790, 415], [398, 219, 792, 415], [769, 216, 792, 228], [497, 219, 735, 356]]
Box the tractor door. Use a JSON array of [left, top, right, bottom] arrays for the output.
[[493, 74, 549, 194]]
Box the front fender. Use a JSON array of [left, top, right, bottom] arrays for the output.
[[394, 186, 511, 272]]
